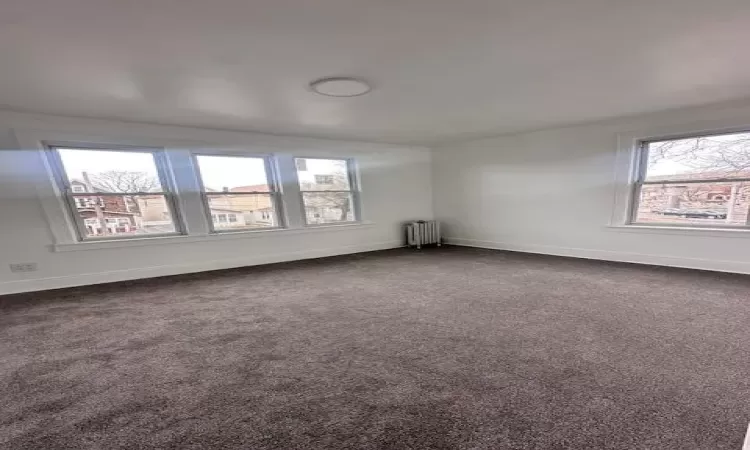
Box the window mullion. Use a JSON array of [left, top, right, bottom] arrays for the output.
[[152, 150, 187, 236], [631, 141, 648, 186], [346, 158, 362, 222], [277, 154, 305, 228], [263, 155, 286, 228], [167, 150, 210, 235]]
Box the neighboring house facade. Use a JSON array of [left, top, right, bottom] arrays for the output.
[[206, 184, 276, 228], [72, 173, 345, 234], [639, 170, 750, 223], [136, 195, 171, 222], [70, 180, 142, 235], [72, 178, 278, 234]]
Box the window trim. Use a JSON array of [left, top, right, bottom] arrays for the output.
[[294, 156, 362, 226], [51, 220, 376, 252], [13, 128, 374, 249], [625, 130, 750, 230], [45, 143, 185, 242], [192, 152, 286, 233]]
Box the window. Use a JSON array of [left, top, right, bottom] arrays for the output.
[[47, 146, 182, 240], [315, 174, 334, 185], [630, 131, 750, 228], [194, 154, 281, 231], [295, 157, 358, 225]]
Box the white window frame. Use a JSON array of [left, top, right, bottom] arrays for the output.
[[610, 123, 750, 236], [13, 128, 374, 252], [294, 157, 362, 226], [627, 132, 750, 230], [45, 143, 185, 242], [192, 152, 285, 233]]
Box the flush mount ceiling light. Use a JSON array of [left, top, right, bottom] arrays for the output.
[[309, 77, 372, 97]]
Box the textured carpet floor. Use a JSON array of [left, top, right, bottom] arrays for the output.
[[1, 247, 749, 449]]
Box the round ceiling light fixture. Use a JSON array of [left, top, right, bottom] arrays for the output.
[[309, 77, 372, 97]]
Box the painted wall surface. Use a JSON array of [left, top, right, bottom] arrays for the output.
[[5, 99, 750, 295], [433, 101, 750, 274], [0, 111, 432, 294]]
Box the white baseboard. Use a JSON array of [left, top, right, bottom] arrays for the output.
[[0, 241, 403, 295], [445, 237, 750, 275]]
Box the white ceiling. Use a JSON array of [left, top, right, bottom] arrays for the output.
[[2, 0, 750, 144]]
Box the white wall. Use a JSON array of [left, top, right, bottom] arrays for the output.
[[0, 111, 432, 294], [6, 98, 750, 296], [433, 100, 750, 274]]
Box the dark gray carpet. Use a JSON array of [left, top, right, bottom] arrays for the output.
[[1, 247, 749, 449]]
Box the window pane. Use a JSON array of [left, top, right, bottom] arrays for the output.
[[302, 192, 355, 224], [206, 194, 277, 229], [645, 132, 750, 181], [634, 181, 750, 226], [195, 155, 270, 192], [72, 194, 176, 238], [296, 158, 350, 191], [57, 149, 165, 193]]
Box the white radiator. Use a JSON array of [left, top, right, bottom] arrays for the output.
[[406, 220, 441, 249]]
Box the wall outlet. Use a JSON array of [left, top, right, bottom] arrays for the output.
[[10, 262, 38, 273]]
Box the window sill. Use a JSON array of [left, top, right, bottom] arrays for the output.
[[52, 221, 375, 252], [605, 224, 750, 239]]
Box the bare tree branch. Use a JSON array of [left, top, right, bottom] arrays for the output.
[[89, 171, 161, 193], [648, 133, 750, 177]]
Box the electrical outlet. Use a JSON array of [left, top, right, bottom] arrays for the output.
[[9, 263, 38, 273]]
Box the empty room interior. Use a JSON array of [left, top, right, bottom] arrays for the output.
[[3, 1, 750, 449]]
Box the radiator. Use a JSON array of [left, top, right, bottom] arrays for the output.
[[406, 220, 441, 249]]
